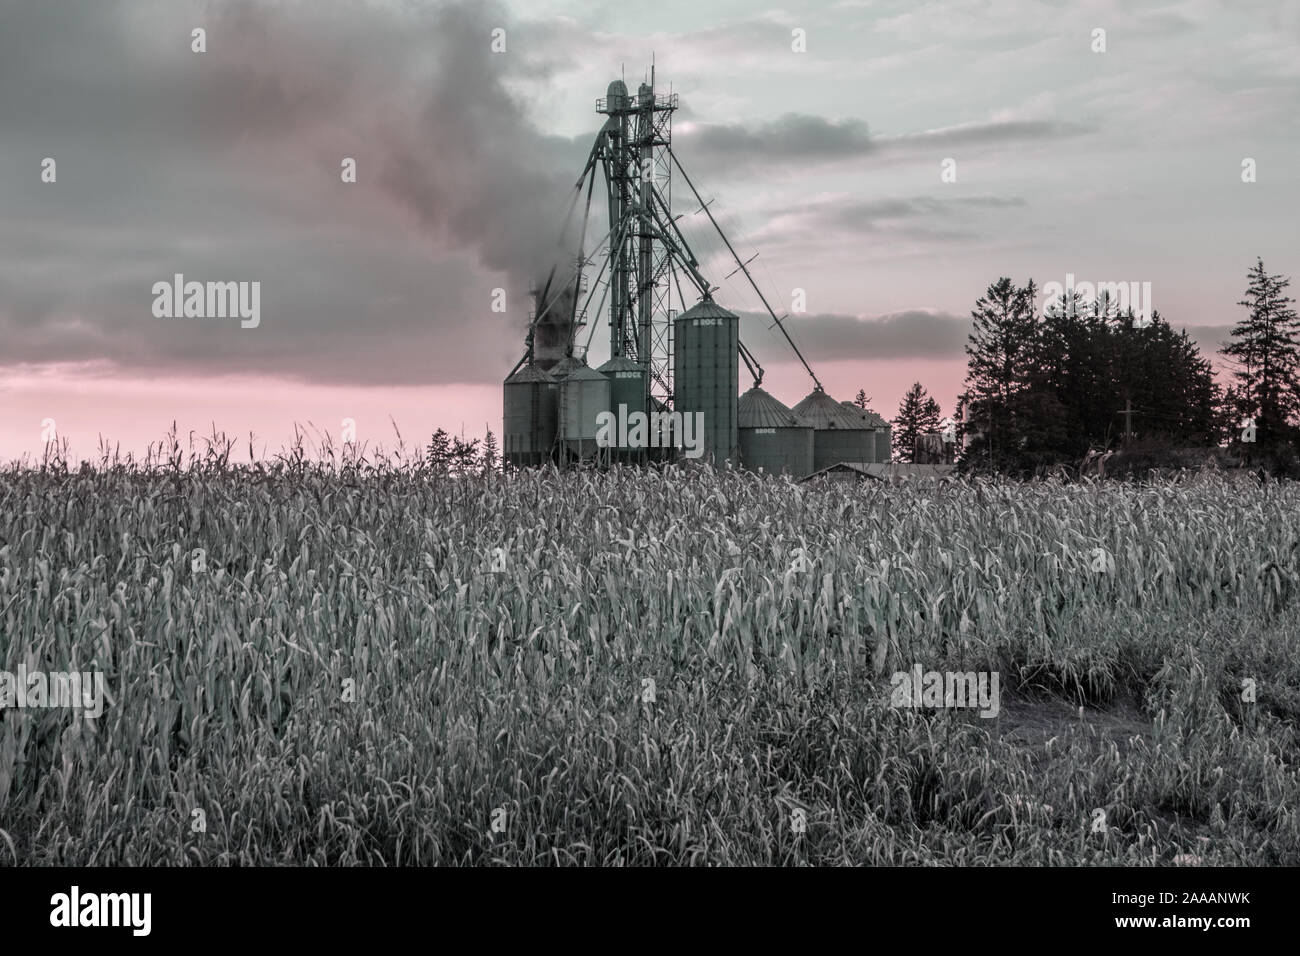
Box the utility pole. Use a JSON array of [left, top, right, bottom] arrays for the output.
[[1116, 397, 1139, 440]]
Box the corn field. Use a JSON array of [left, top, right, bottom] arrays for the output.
[[1, 458, 1298, 864]]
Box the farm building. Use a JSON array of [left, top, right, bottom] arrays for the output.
[[737, 386, 814, 478], [914, 432, 957, 464], [839, 401, 892, 462], [801, 461, 956, 483], [792, 389, 888, 470], [502, 68, 896, 478]]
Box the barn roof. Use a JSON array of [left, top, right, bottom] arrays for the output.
[[792, 388, 872, 429], [800, 462, 956, 482], [738, 386, 811, 429]]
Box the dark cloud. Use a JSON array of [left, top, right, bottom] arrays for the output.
[[738, 309, 972, 362], [0, 0, 593, 385], [817, 194, 1025, 231], [677, 114, 1091, 171], [735, 310, 1233, 368], [878, 119, 1092, 150], [1184, 324, 1235, 355], [747, 194, 1028, 246], [679, 114, 873, 162]]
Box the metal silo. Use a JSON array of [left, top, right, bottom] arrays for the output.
[[502, 364, 558, 467], [555, 357, 611, 462], [793, 388, 875, 471], [738, 386, 814, 478], [549, 354, 582, 379], [840, 400, 893, 462], [673, 299, 739, 465], [596, 355, 648, 462]]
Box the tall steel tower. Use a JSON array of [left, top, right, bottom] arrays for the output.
[[596, 67, 679, 410], [505, 66, 825, 468]]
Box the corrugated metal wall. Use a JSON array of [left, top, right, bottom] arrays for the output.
[[673, 300, 739, 465], [738, 386, 814, 477], [502, 364, 558, 467]]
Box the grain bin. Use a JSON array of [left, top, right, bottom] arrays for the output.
[[673, 299, 739, 465], [738, 386, 813, 478], [596, 355, 648, 462], [840, 400, 893, 463], [554, 356, 610, 461], [793, 387, 875, 471], [502, 363, 558, 467]]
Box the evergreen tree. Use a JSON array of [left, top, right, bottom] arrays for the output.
[[961, 277, 1038, 472], [450, 435, 480, 476], [1219, 258, 1300, 448], [1116, 310, 1223, 448], [854, 389, 871, 410], [481, 427, 499, 474], [425, 428, 451, 475], [960, 278, 1224, 475], [892, 383, 942, 462], [1009, 278, 1075, 471]]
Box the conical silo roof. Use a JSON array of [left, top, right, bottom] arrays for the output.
[[505, 364, 556, 385], [595, 356, 644, 374], [548, 355, 585, 380], [676, 298, 739, 322], [562, 363, 609, 383], [839, 400, 889, 428], [793, 388, 870, 429], [738, 386, 810, 428]]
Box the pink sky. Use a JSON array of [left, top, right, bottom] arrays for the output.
[[2, 1, 1294, 463], [0, 367, 499, 464], [1, 358, 957, 464]]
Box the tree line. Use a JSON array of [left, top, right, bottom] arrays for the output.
[[886, 258, 1299, 477], [425, 427, 498, 477]]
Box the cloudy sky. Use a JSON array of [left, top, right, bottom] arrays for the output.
[[1, 0, 1296, 461]]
